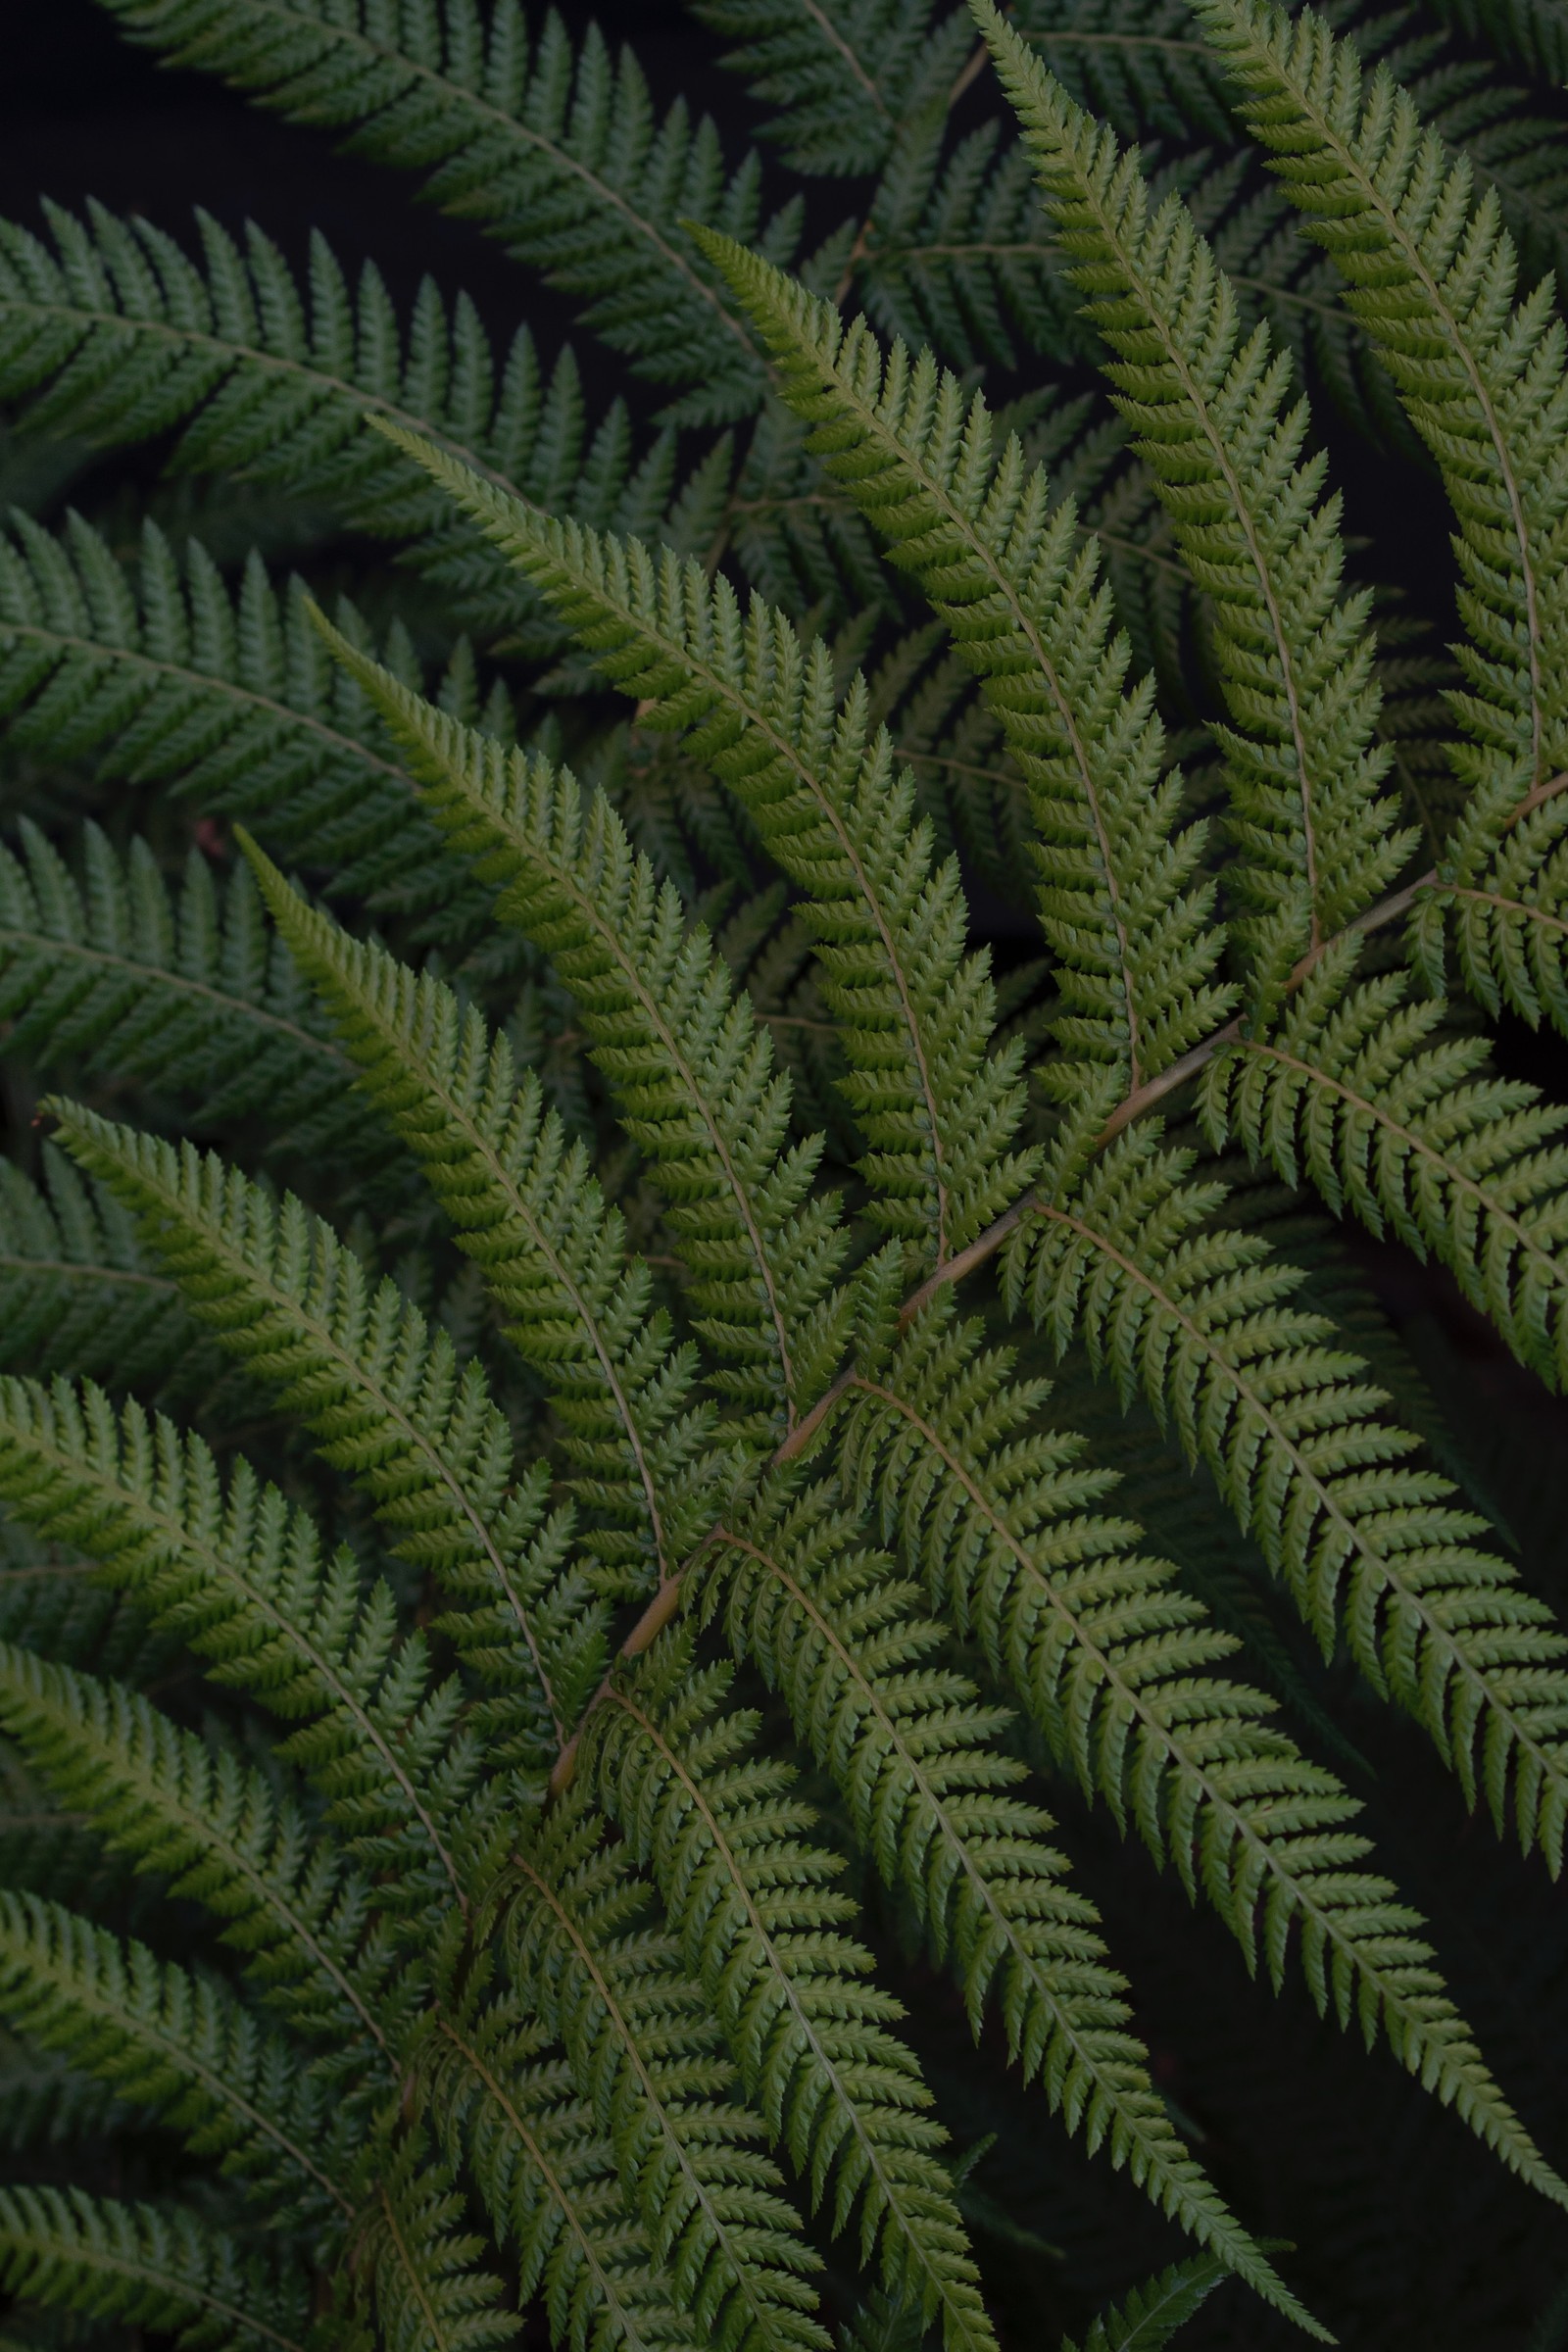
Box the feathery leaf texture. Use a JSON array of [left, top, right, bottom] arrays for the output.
[[974, 0, 1413, 1009], [0, 2183, 313, 2352], [239, 842, 718, 1598], [1006, 1097, 1568, 1873], [1057, 2252, 1230, 2352], [47, 1100, 591, 1772], [829, 1291, 1566, 2213], [370, 425, 1037, 1267], [94, 0, 782, 424], [702, 229, 1233, 1092], [584, 1628, 994, 2352]]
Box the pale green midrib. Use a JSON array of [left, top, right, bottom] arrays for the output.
[[182, 0, 762, 374], [1031, 1199, 1568, 1835], [716, 1533, 1228, 2229], [7, 1418, 467, 1909], [851, 1370, 1543, 2170], [606, 1684, 989, 2347], [0, 1254, 173, 1294], [436, 2016, 681, 2352], [801, 333, 1147, 1082], [514, 1852, 804, 2343]]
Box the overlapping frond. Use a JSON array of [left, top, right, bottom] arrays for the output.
[[1190, 0, 1568, 880], [1004, 1109, 1568, 1870], [0, 1643, 399, 2063], [975, 0, 1413, 1010], [0, 1376, 477, 1916], [351, 2128, 518, 2352], [705, 1481, 1279, 2310], [691, 0, 973, 178], [1059, 2252, 1230, 2352], [0, 202, 667, 631], [1200, 944, 1568, 1392], [376, 428, 1037, 1268], [0, 814, 368, 1143], [238, 846, 718, 1596], [505, 1791, 829, 2352], [0, 2184, 313, 2352], [297, 638, 854, 1433], [0, 515, 477, 917], [704, 232, 1233, 1093], [95, 0, 781, 425], [0, 1890, 354, 2226], [585, 1630, 993, 2352], [47, 1101, 592, 1772], [830, 1290, 1567, 2215]]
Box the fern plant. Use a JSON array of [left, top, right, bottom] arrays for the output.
[[3, 0, 1568, 2344]]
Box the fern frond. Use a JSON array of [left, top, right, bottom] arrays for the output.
[[0, 514, 479, 916], [690, 1, 974, 178], [1058, 2251, 1230, 2352], [0, 203, 662, 631], [703, 231, 1234, 1094], [1199, 944, 1568, 1393], [376, 427, 1037, 1268], [505, 1790, 830, 2352], [0, 2183, 312, 2352], [293, 643, 855, 1433], [0, 1375, 477, 1916], [0, 1891, 354, 2225], [831, 1289, 1567, 2215], [707, 1480, 1289, 2321], [1007, 1100, 1568, 1868], [350, 2127, 519, 2352], [975, 0, 1413, 1010], [0, 816, 368, 1144], [417, 1950, 698, 2352], [0, 1642, 399, 2063], [237, 848, 718, 1597], [0, 1146, 219, 1398], [47, 1101, 590, 1770], [584, 1629, 994, 2352], [94, 0, 780, 426], [1190, 0, 1568, 879]]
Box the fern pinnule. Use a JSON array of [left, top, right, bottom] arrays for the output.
[[831, 1291, 1568, 2214], [700, 227, 1233, 1095], [94, 0, 778, 427], [364, 422, 1038, 1272], [0, 1890, 355, 2226], [44, 1101, 591, 1770], [1058, 2251, 1231, 2352], [583, 1630, 995, 2352], [1008, 1102, 1568, 1868], [1201, 941, 1568, 1395], [0, 817, 363, 1151], [297, 633, 856, 1436], [0, 1643, 398, 2065], [0, 1375, 477, 1916], [504, 1789, 831, 2352], [705, 1481, 1288, 2320], [350, 2125, 518, 2352], [0, 2183, 313, 2352], [973, 0, 1413, 1014], [238, 841, 718, 1598], [1189, 0, 1568, 867]]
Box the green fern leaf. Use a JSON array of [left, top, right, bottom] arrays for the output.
[[584, 1628, 994, 2352], [0, 2183, 312, 2352], [370, 424, 1038, 1269], [350, 2127, 519, 2352], [1058, 2251, 1230, 2351], [700, 230, 1235, 1094], [505, 1789, 830, 2352], [830, 1288, 1567, 2216]]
